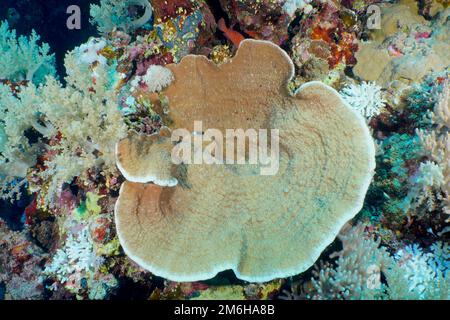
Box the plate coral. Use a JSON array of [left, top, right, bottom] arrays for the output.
[[0, 0, 448, 301]]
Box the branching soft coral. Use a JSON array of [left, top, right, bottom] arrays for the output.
[[0, 83, 54, 200], [0, 39, 128, 204], [430, 80, 450, 217], [0, 83, 54, 173], [90, 0, 153, 34], [34, 48, 128, 205], [340, 81, 386, 120], [44, 227, 100, 282], [44, 191, 119, 299], [0, 22, 59, 198], [385, 242, 449, 300], [306, 224, 449, 300], [308, 224, 391, 300], [401, 161, 445, 216], [415, 78, 450, 220], [0, 20, 56, 84], [44, 225, 118, 299]]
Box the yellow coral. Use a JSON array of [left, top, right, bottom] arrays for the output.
[[191, 286, 245, 300]]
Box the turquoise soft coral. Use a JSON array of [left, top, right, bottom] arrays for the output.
[[0, 20, 56, 84], [90, 0, 153, 33]]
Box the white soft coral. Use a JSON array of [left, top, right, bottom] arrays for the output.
[[283, 0, 314, 17], [386, 243, 449, 299], [340, 81, 386, 120], [130, 65, 174, 93], [44, 227, 102, 282]]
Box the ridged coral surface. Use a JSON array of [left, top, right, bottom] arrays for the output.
[[114, 40, 375, 282]]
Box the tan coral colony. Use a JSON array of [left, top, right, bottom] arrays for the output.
[[114, 40, 376, 282]]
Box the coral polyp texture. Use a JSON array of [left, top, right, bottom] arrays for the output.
[[114, 40, 376, 282], [0, 0, 449, 301]]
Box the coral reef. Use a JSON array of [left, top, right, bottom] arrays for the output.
[[282, 223, 449, 300], [114, 40, 375, 282], [0, 0, 448, 301], [385, 242, 449, 299], [354, 4, 449, 87], [90, 0, 153, 34], [219, 0, 290, 45], [0, 219, 47, 299], [307, 224, 391, 300], [0, 38, 128, 205], [288, 0, 360, 86], [417, 80, 450, 219]]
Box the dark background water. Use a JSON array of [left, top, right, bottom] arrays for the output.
[[0, 0, 100, 78]]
